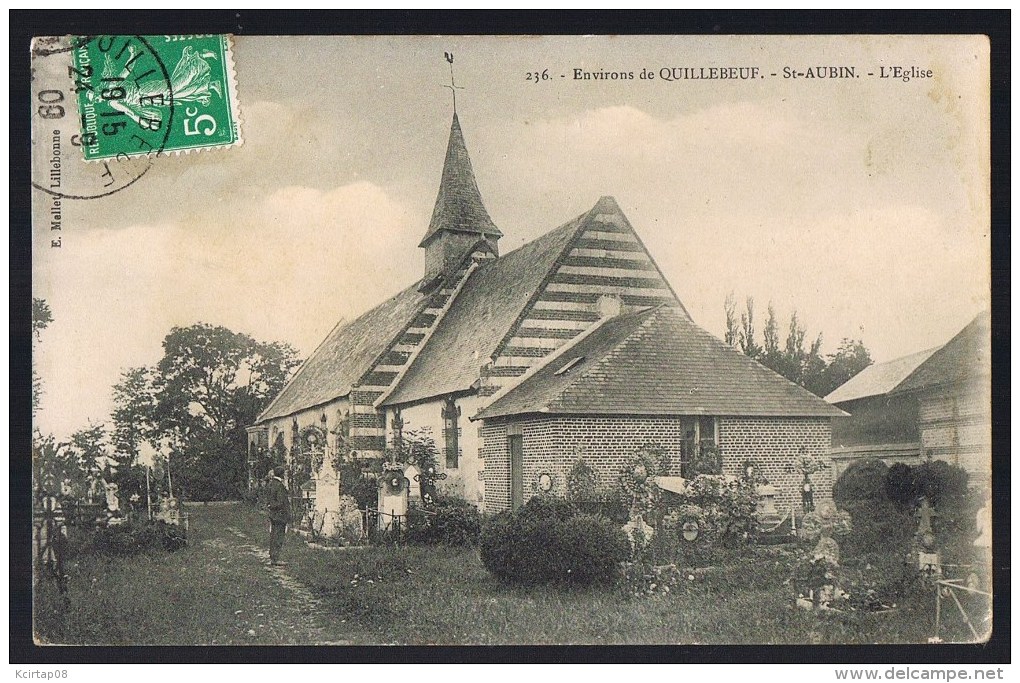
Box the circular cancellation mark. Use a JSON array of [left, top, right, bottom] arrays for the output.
[[31, 35, 174, 201]]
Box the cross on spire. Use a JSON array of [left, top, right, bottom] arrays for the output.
[[442, 51, 464, 113]]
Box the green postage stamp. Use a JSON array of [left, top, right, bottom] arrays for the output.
[[71, 34, 241, 160]]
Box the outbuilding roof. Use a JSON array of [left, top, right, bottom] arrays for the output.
[[474, 305, 847, 420], [890, 311, 990, 395], [824, 346, 940, 404], [824, 311, 990, 405]]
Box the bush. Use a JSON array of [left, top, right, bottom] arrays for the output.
[[837, 499, 913, 557], [884, 462, 914, 506], [832, 458, 889, 507], [480, 498, 629, 586], [836, 458, 979, 557], [340, 461, 379, 510], [406, 496, 481, 546], [566, 459, 601, 503], [87, 520, 187, 556], [678, 475, 758, 544]]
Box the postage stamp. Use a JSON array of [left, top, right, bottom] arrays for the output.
[[70, 34, 241, 160]]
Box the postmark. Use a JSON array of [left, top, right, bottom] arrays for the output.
[[31, 35, 172, 200], [71, 34, 241, 160]]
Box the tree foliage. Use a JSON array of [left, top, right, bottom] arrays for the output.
[[723, 293, 872, 397], [32, 298, 53, 415], [111, 323, 301, 501]]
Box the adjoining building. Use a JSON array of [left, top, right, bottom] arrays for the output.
[[249, 109, 846, 522], [825, 312, 991, 482]]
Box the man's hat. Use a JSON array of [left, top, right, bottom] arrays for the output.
[[273, 466, 286, 478]]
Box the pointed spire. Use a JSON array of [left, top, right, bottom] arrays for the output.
[[419, 113, 502, 248]]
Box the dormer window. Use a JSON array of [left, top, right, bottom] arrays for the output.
[[555, 356, 585, 376]]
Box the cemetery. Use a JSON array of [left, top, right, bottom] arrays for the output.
[[33, 427, 991, 645]]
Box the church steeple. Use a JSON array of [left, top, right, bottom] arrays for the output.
[[419, 112, 502, 285]]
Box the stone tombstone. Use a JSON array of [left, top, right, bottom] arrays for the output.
[[315, 459, 341, 538], [404, 464, 421, 502], [378, 467, 409, 531], [915, 497, 937, 550], [103, 481, 120, 513], [755, 483, 779, 517], [812, 535, 841, 567]]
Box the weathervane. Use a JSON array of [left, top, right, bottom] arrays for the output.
[[442, 51, 464, 113]]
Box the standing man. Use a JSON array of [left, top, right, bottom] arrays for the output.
[[265, 466, 291, 566]]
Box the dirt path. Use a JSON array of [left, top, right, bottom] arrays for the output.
[[222, 526, 351, 645]]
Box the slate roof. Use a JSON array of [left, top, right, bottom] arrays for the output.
[[382, 212, 584, 406], [257, 284, 426, 422], [475, 305, 846, 420], [890, 311, 990, 395], [822, 311, 990, 405], [419, 113, 502, 247], [824, 346, 940, 404]]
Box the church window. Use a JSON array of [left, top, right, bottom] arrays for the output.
[[442, 397, 461, 469]]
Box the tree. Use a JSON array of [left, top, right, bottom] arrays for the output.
[[135, 323, 301, 500], [723, 292, 739, 347], [111, 366, 157, 460], [761, 302, 782, 372], [723, 296, 871, 397], [819, 338, 873, 397], [738, 296, 761, 359], [32, 298, 53, 415]]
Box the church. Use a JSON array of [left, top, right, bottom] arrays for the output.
[[248, 108, 844, 525]]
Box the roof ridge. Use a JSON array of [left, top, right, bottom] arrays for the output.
[[255, 282, 424, 423]]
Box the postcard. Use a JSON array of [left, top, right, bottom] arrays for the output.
[[30, 34, 991, 646]]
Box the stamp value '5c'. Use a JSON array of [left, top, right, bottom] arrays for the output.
[[71, 34, 241, 161]]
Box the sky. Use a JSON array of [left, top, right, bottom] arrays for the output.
[[32, 35, 990, 440]]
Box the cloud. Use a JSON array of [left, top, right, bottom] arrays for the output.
[[34, 181, 415, 439]]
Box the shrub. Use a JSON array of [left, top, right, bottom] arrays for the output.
[[340, 462, 379, 510], [911, 460, 978, 555], [839, 499, 914, 557], [884, 462, 914, 506], [87, 520, 187, 556], [679, 474, 758, 544], [480, 498, 629, 586], [832, 458, 889, 507], [406, 496, 481, 546], [566, 459, 601, 503]]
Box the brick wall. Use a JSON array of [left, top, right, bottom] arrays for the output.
[[719, 417, 833, 512], [481, 414, 833, 514], [482, 416, 684, 513]]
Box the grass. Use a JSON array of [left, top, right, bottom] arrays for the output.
[[33, 503, 990, 645]]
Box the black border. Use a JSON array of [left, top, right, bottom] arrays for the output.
[[10, 9, 1010, 665]]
